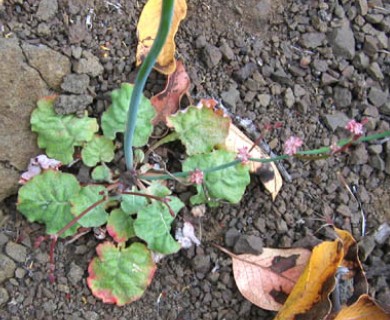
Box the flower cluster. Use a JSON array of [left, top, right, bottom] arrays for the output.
[[189, 168, 204, 184], [236, 146, 250, 164], [284, 136, 303, 156], [345, 119, 366, 136]]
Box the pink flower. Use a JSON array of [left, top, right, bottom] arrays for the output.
[[237, 146, 250, 164], [189, 169, 204, 184], [19, 155, 62, 184], [284, 136, 303, 156], [345, 119, 365, 135]]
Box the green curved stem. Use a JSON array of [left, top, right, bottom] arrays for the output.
[[124, 0, 175, 171]]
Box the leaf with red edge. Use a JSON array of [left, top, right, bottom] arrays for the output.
[[107, 209, 135, 243], [87, 241, 156, 306], [151, 59, 190, 125], [216, 244, 311, 311]]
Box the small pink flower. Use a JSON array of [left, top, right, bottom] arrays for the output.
[[330, 142, 340, 154], [345, 119, 364, 135], [284, 136, 303, 156], [189, 169, 204, 185], [237, 146, 250, 164]]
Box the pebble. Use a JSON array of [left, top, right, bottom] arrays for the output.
[[36, 0, 58, 21], [284, 88, 295, 108], [219, 42, 235, 61], [233, 62, 257, 82], [324, 112, 349, 131], [368, 87, 388, 108], [370, 154, 385, 171], [203, 45, 222, 68], [357, 0, 368, 15], [0, 254, 16, 283], [224, 228, 240, 247], [349, 144, 369, 165], [233, 235, 263, 254], [328, 19, 356, 59], [61, 74, 90, 94], [380, 102, 390, 116], [257, 93, 271, 107], [374, 223, 390, 245], [54, 94, 93, 115], [5, 242, 27, 263], [67, 262, 84, 286], [74, 51, 104, 77], [358, 235, 376, 261], [192, 254, 211, 273], [0, 287, 9, 307], [367, 62, 384, 80], [300, 32, 326, 49], [221, 86, 240, 113]]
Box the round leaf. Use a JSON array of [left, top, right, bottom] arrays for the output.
[[101, 83, 155, 147], [70, 185, 108, 227], [107, 209, 135, 243], [17, 170, 81, 237], [81, 135, 115, 167], [183, 150, 251, 205], [87, 241, 156, 306], [31, 97, 99, 164], [91, 164, 114, 183]]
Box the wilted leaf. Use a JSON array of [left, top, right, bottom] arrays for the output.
[[275, 240, 344, 320], [167, 105, 231, 156], [101, 83, 155, 146], [136, 0, 187, 75], [183, 150, 250, 206], [151, 59, 190, 124], [334, 228, 368, 304], [91, 164, 114, 183], [87, 242, 156, 306], [134, 194, 184, 254], [31, 96, 98, 164], [216, 245, 311, 311], [70, 185, 108, 228], [222, 124, 283, 200], [107, 209, 135, 243], [333, 294, 390, 320], [17, 170, 81, 237], [81, 135, 115, 167]]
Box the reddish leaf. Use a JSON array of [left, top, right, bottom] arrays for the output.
[[216, 244, 311, 311], [151, 59, 190, 124]]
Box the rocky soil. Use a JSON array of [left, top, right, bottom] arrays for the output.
[[0, 0, 389, 319]]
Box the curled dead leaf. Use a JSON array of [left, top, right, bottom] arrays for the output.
[[136, 0, 187, 75]]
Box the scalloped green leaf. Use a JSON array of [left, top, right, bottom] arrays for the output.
[[183, 150, 250, 206], [91, 164, 114, 183], [101, 83, 156, 147], [17, 170, 81, 237], [107, 209, 135, 243], [87, 242, 156, 306], [134, 196, 183, 254], [121, 191, 148, 215], [70, 185, 108, 227], [167, 105, 231, 155], [81, 135, 115, 167], [31, 97, 99, 164]]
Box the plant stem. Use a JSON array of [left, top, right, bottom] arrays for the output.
[[124, 0, 175, 171]]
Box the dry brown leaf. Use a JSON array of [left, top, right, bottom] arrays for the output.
[[222, 124, 283, 199], [275, 240, 344, 320], [151, 59, 190, 124], [334, 227, 368, 304], [216, 244, 311, 311], [333, 294, 390, 320], [136, 0, 187, 75]]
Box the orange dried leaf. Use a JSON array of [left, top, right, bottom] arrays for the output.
[[275, 240, 344, 320], [151, 60, 190, 125], [216, 244, 311, 311], [221, 124, 283, 199], [136, 0, 187, 75]]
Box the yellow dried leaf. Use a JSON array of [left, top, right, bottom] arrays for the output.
[[136, 0, 187, 75]]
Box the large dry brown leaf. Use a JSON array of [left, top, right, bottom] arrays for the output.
[[222, 124, 283, 199], [333, 294, 390, 320], [216, 244, 311, 311], [151, 59, 190, 125], [136, 0, 187, 75], [275, 240, 344, 320]]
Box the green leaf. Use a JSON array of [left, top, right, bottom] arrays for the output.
[[101, 83, 155, 147], [87, 242, 156, 306], [17, 170, 81, 237], [183, 150, 250, 206], [167, 105, 231, 155], [31, 97, 99, 164], [91, 164, 114, 183], [107, 209, 135, 243], [134, 197, 183, 254], [81, 135, 115, 167], [121, 191, 148, 215], [70, 185, 108, 227]]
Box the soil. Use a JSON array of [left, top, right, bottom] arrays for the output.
[[1, 0, 390, 319]]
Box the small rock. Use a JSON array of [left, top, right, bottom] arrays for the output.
[[233, 235, 263, 255], [0, 287, 9, 307], [54, 94, 93, 115], [363, 35, 379, 57], [357, 0, 368, 15], [353, 52, 370, 70], [15, 267, 26, 279], [271, 68, 294, 86], [364, 105, 379, 118], [71, 46, 83, 59], [0, 254, 16, 283], [370, 154, 385, 171], [334, 86, 352, 107], [68, 262, 84, 286], [349, 144, 369, 165], [336, 204, 351, 217], [5, 241, 27, 263], [367, 62, 384, 80], [221, 86, 240, 113], [37, 23, 51, 37], [257, 94, 271, 107], [386, 156, 390, 175], [195, 35, 207, 49], [368, 144, 382, 155], [300, 32, 326, 49], [61, 74, 90, 94], [192, 254, 211, 273], [254, 217, 266, 233], [36, 0, 58, 21], [328, 19, 355, 59], [368, 87, 388, 108], [234, 63, 257, 82], [284, 88, 295, 108], [224, 228, 240, 247], [313, 59, 328, 72], [374, 223, 390, 245], [380, 102, 390, 116], [203, 45, 222, 68], [358, 235, 376, 261], [219, 42, 235, 61], [293, 84, 306, 97], [0, 232, 8, 248], [324, 112, 350, 131], [74, 51, 104, 77], [322, 73, 339, 85], [276, 219, 288, 233]]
